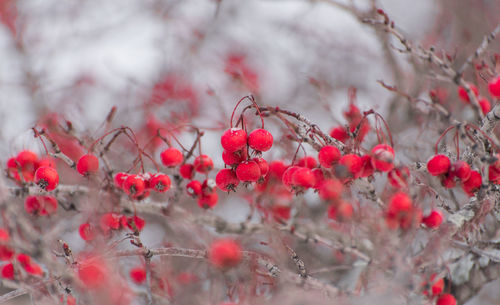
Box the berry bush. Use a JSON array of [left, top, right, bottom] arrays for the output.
[[2, 1, 500, 305]]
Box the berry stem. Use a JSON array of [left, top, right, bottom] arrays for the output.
[[230, 95, 265, 129]]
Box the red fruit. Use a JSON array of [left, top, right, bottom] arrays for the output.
[[312, 168, 325, 189], [36, 157, 56, 169], [271, 205, 291, 221], [458, 84, 479, 103], [78, 260, 108, 289], [427, 155, 451, 176], [450, 160, 471, 181], [268, 160, 287, 180], [388, 167, 410, 188], [35, 166, 59, 191], [318, 179, 343, 201], [76, 154, 99, 176], [216, 169, 239, 191], [291, 167, 316, 189], [222, 149, 247, 167], [386, 192, 417, 229], [179, 163, 194, 179], [371, 144, 395, 172], [252, 157, 269, 176], [193, 155, 214, 173], [126, 215, 146, 232], [186, 180, 202, 197], [0, 245, 14, 261], [123, 175, 147, 197], [422, 210, 443, 228], [479, 97, 491, 114], [338, 154, 362, 177], [489, 165, 500, 183], [329, 126, 349, 143], [130, 267, 147, 284], [236, 161, 261, 182], [1, 263, 14, 279], [160, 147, 184, 167], [149, 173, 171, 192], [0, 229, 9, 243], [209, 239, 242, 268], [436, 294, 456, 305], [282, 166, 300, 187], [298, 156, 317, 169], [197, 192, 218, 209], [24, 196, 58, 215], [16, 150, 38, 171], [429, 275, 445, 296], [24, 261, 43, 276], [441, 174, 456, 189], [488, 76, 500, 97], [327, 202, 353, 221], [462, 170, 482, 195], [114, 172, 128, 188], [221, 128, 247, 152], [248, 128, 273, 152], [100, 213, 121, 232], [318, 145, 341, 168], [359, 155, 375, 178], [79, 223, 96, 241]]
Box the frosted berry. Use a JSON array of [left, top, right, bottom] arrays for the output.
[[338, 154, 362, 178], [318, 179, 343, 201], [77, 154, 99, 176], [488, 76, 500, 97], [248, 128, 273, 152], [193, 155, 214, 173], [318, 145, 341, 168], [1, 263, 14, 279], [422, 210, 443, 228], [312, 168, 325, 189], [130, 267, 147, 284], [252, 157, 269, 177], [359, 155, 375, 178], [160, 148, 183, 167], [386, 192, 419, 230], [149, 173, 171, 192], [291, 167, 316, 189], [458, 84, 478, 103], [221, 128, 247, 152], [197, 192, 218, 209], [24, 196, 57, 215], [36, 157, 56, 169], [100, 213, 121, 232], [216, 169, 239, 192], [329, 126, 349, 143], [123, 175, 147, 197], [114, 172, 128, 188], [297, 156, 317, 169], [16, 150, 38, 171], [268, 160, 287, 180], [209, 239, 242, 268], [450, 160, 471, 181], [125, 215, 146, 232], [222, 149, 247, 167], [236, 161, 261, 182], [282, 166, 299, 188], [186, 180, 202, 197], [34, 166, 59, 191], [436, 294, 456, 305], [179, 163, 195, 179], [462, 170, 482, 195], [371, 144, 395, 172], [79, 223, 96, 241], [427, 155, 450, 176]]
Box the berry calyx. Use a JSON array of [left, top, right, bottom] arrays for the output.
[[160, 148, 184, 167], [318, 145, 341, 168], [34, 166, 59, 191], [221, 128, 247, 152], [371, 144, 395, 172], [193, 155, 214, 173], [422, 210, 443, 228], [123, 175, 147, 197], [76, 154, 99, 176], [149, 173, 171, 192], [236, 160, 261, 182], [247, 128, 273, 152], [427, 155, 451, 176], [216, 169, 239, 192], [209, 239, 242, 269]]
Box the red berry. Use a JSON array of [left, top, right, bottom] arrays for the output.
[[197, 192, 218, 209], [0, 245, 14, 261], [248, 129, 273, 152], [436, 294, 456, 305], [35, 166, 59, 191], [371, 144, 395, 172], [329, 126, 349, 143], [186, 180, 202, 197], [318, 179, 343, 201], [462, 170, 482, 195], [441, 174, 456, 189], [268, 160, 287, 180], [338, 154, 362, 177], [193, 155, 214, 173], [422, 210, 443, 228], [271, 205, 291, 221], [221, 128, 247, 152], [149, 173, 171, 192], [388, 166, 410, 188], [327, 201, 353, 221], [179, 163, 194, 179], [130, 267, 147, 284], [458, 84, 478, 103], [291, 167, 316, 189], [222, 149, 247, 167], [297, 156, 317, 169], [24, 196, 57, 215], [312, 168, 325, 189], [100, 213, 121, 232], [479, 97, 491, 114], [216, 169, 239, 192], [252, 157, 269, 176], [0, 229, 9, 243], [429, 275, 445, 296], [359, 155, 375, 178], [1, 263, 14, 279], [79, 223, 96, 241], [36, 157, 56, 169], [450, 160, 471, 181], [16, 150, 38, 171], [427, 155, 451, 176], [386, 192, 418, 230], [282, 166, 299, 188], [114, 172, 128, 188], [209, 239, 242, 268], [77, 154, 99, 176], [488, 76, 500, 97], [318, 145, 341, 168], [160, 148, 183, 167], [123, 175, 146, 197], [78, 259, 108, 289], [236, 161, 261, 182], [126, 215, 146, 232]]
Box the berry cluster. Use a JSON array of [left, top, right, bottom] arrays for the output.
[[6, 150, 59, 191], [427, 154, 481, 196], [0, 229, 44, 280], [114, 171, 171, 200]]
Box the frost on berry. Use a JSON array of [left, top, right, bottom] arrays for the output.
[[160, 147, 184, 167], [76, 154, 99, 176], [427, 155, 451, 176], [370, 144, 395, 172], [248, 128, 273, 152], [34, 166, 59, 191], [236, 160, 261, 182], [318, 145, 341, 168], [421, 210, 443, 228], [221, 128, 247, 152], [193, 155, 214, 173], [216, 169, 239, 192]]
